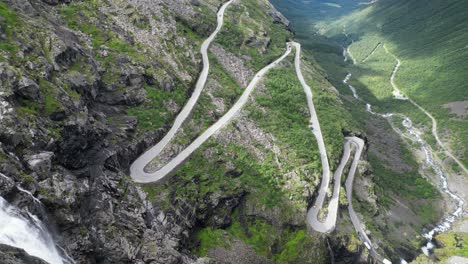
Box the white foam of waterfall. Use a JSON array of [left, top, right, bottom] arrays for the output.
[[0, 196, 66, 264]]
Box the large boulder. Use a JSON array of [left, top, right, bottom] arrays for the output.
[[14, 77, 42, 101], [0, 244, 48, 264]]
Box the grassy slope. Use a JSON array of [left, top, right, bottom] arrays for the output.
[[412, 231, 468, 263], [271, 0, 445, 260], [320, 0, 468, 168], [142, 0, 356, 262]]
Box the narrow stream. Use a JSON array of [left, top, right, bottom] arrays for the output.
[[343, 63, 464, 258], [399, 117, 465, 255]]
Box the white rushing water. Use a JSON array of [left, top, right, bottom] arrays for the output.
[[0, 173, 71, 263], [0, 196, 66, 264], [343, 73, 359, 99], [342, 46, 348, 62]]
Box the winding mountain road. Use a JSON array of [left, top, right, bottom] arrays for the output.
[[129, 3, 380, 260], [344, 138, 385, 261], [293, 42, 336, 233], [130, 0, 234, 183], [129, 0, 293, 183], [384, 45, 468, 175], [130, 45, 291, 183]]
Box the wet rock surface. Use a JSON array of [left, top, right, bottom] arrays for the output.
[[0, 244, 48, 264]]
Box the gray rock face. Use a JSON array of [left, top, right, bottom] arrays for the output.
[[41, 0, 71, 6], [15, 77, 42, 101], [210, 44, 254, 88], [0, 0, 314, 263], [0, 244, 48, 264], [0, 173, 15, 196], [25, 152, 54, 180]]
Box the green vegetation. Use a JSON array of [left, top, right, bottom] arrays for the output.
[[39, 79, 62, 115], [170, 140, 286, 208], [368, 153, 437, 200], [368, 151, 439, 225], [194, 227, 230, 256], [275, 229, 311, 262], [17, 98, 40, 116], [215, 0, 292, 71], [143, 54, 348, 262], [249, 66, 320, 169], [127, 83, 186, 131], [249, 60, 352, 170], [60, 1, 154, 64], [177, 53, 243, 139], [433, 232, 468, 261], [319, 0, 468, 166], [227, 215, 277, 256], [15, 78, 73, 118], [193, 212, 322, 262], [269, 1, 463, 258], [60, 2, 106, 49], [270, 0, 361, 44], [412, 231, 468, 263], [59, 1, 208, 133], [0, 2, 19, 54]]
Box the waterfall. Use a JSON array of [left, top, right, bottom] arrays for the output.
[[0, 196, 69, 264]]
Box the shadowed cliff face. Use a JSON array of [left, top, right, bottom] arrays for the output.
[[0, 0, 320, 263], [0, 0, 229, 262]]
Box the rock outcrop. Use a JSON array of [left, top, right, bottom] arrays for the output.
[[0, 244, 48, 264]]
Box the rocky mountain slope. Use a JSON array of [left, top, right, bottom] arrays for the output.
[[0, 0, 226, 262], [0, 0, 328, 263], [0, 0, 446, 263]]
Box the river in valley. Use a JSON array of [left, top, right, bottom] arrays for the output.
[[343, 70, 464, 258]]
